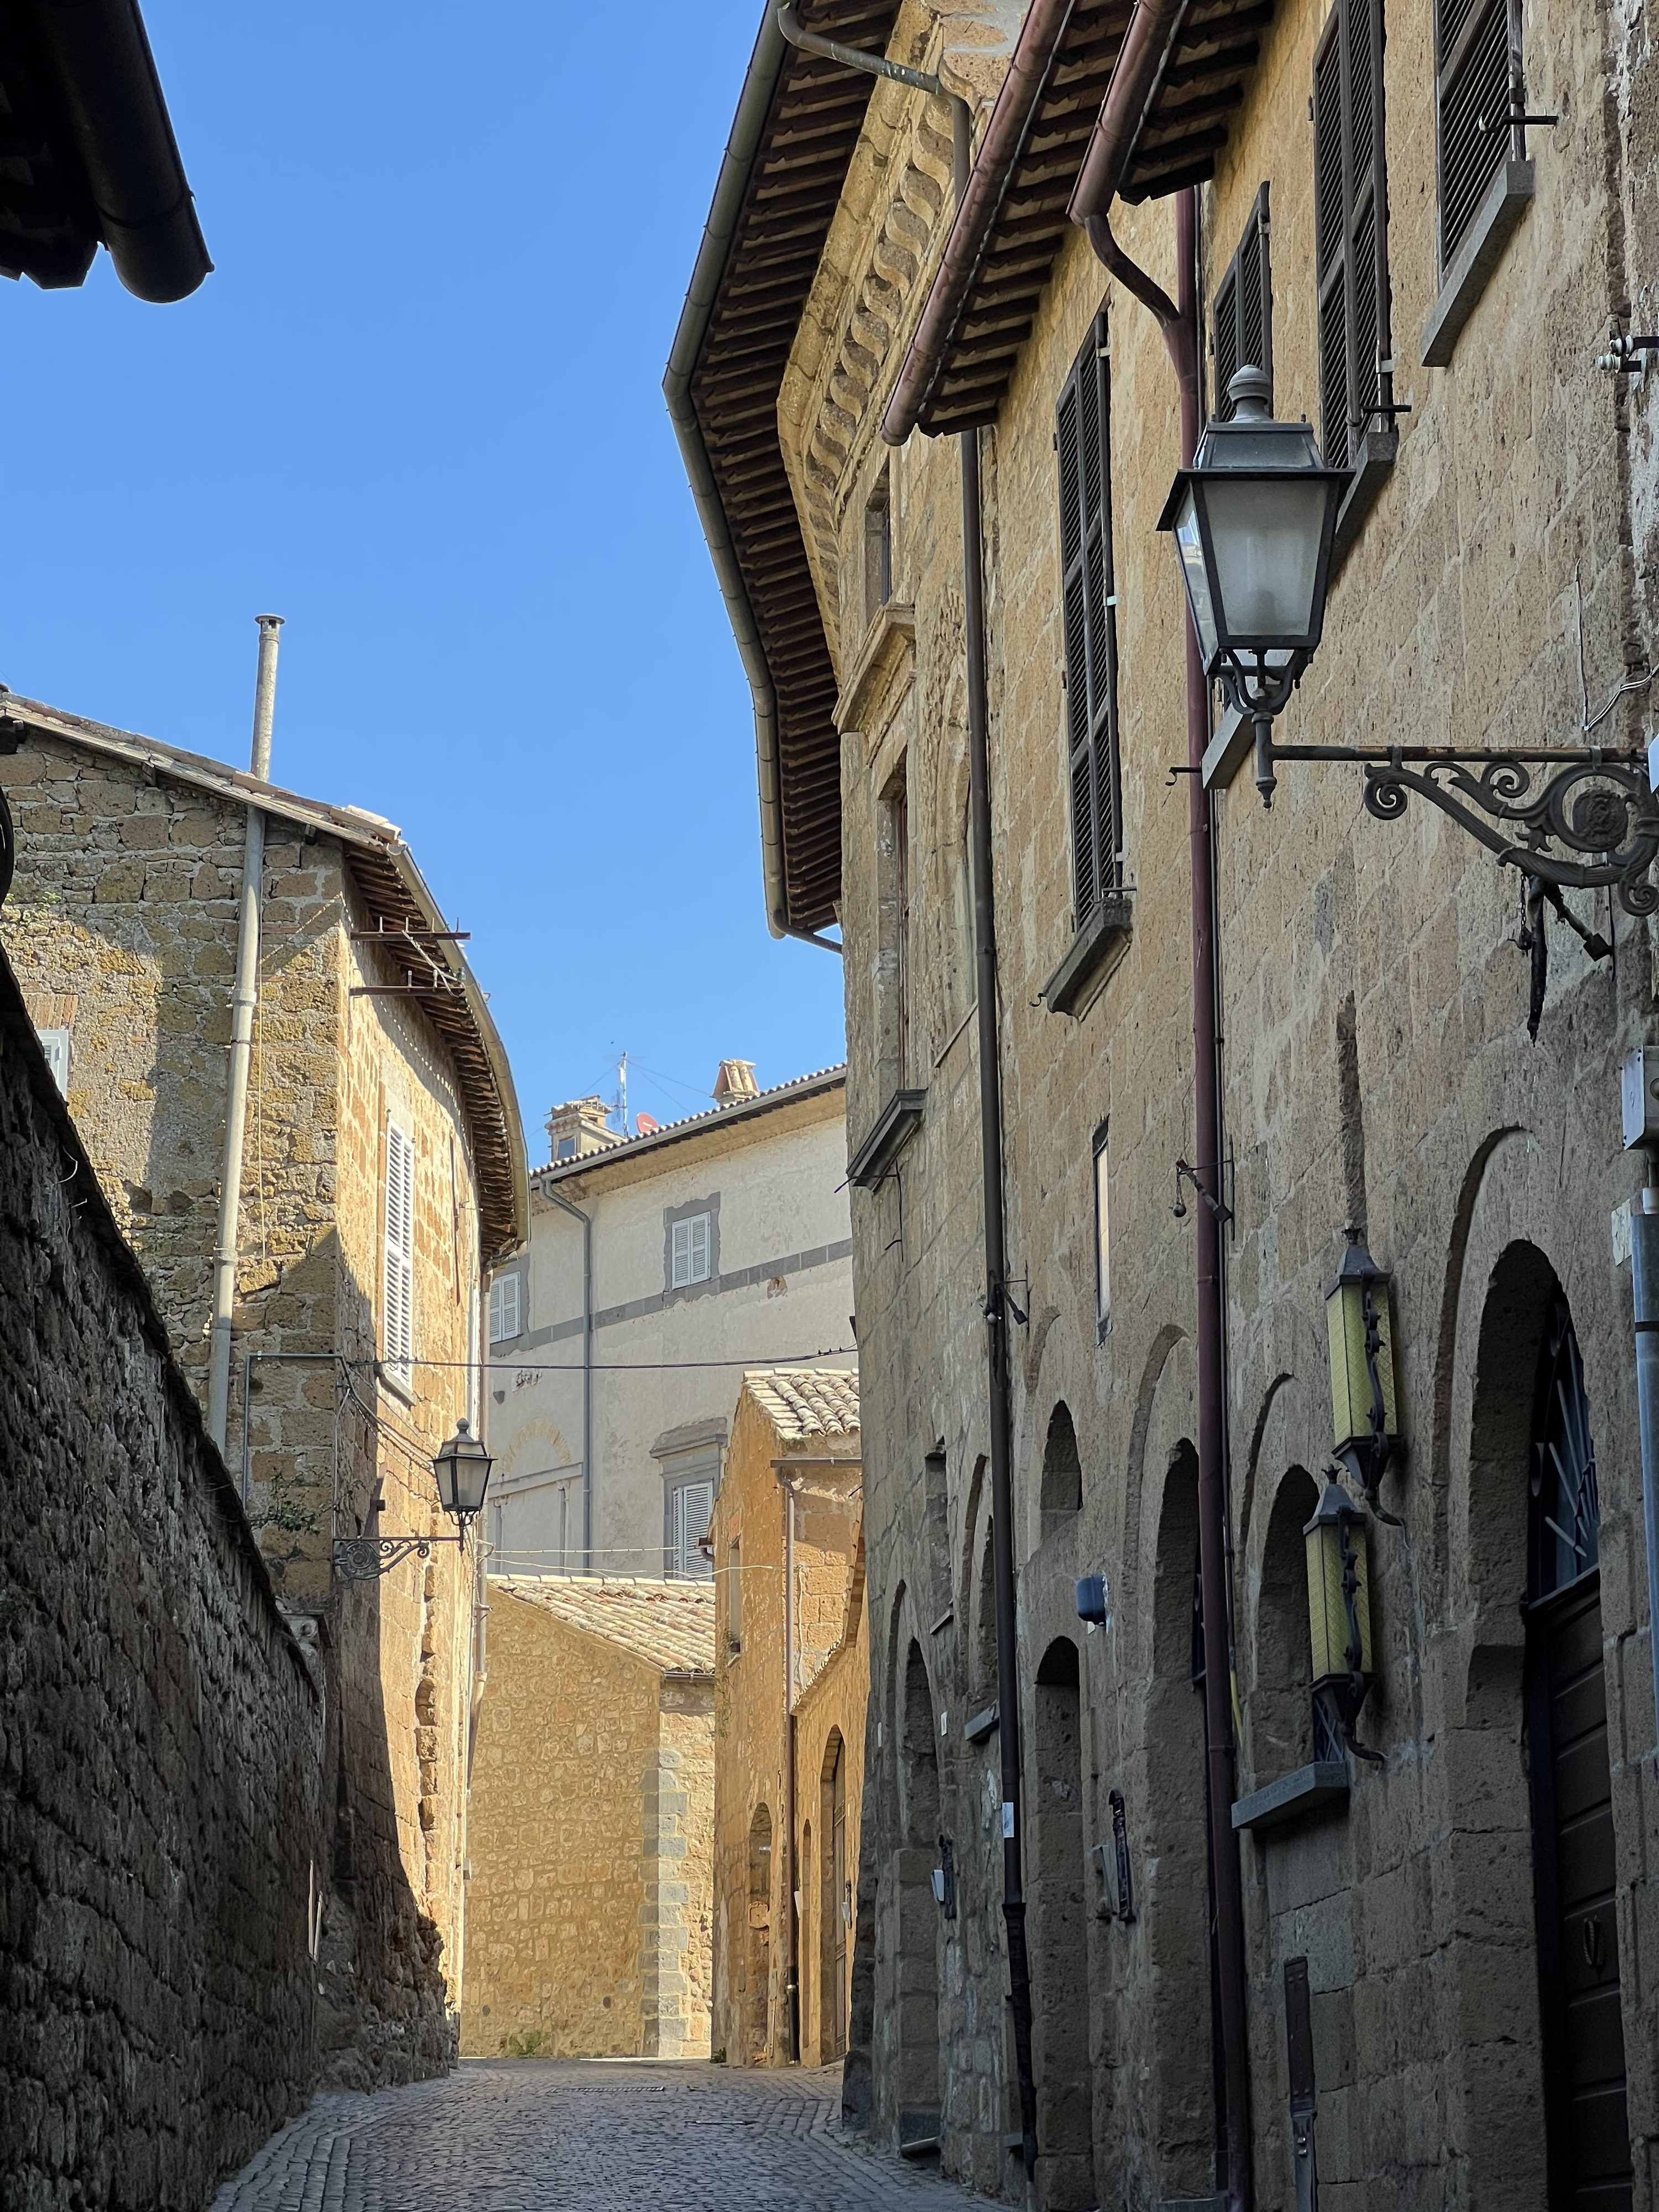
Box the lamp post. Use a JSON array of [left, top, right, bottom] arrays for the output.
[[334, 1416, 494, 1582], [1157, 365, 1349, 807]]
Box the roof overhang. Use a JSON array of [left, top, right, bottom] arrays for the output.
[[665, 2, 903, 942], [0, 0, 210, 302], [3, 696, 528, 1264]]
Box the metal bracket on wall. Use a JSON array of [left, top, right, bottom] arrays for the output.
[[1264, 744, 1658, 915], [332, 1533, 462, 1581]]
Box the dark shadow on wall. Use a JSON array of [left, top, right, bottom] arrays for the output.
[[1031, 1637, 1092, 2210]]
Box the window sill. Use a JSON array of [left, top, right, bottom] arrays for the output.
[[377, 1363, 416, 1409], [847, 1087, 926, 1189], [1420, 159, 1534, 369], [964, 1703, 998, 1744], [1230, 1759, 1349, 1834], [1041, 893, 1133, 1019], [833, 601, 917, 734], [1331, 428, 1397, 575]]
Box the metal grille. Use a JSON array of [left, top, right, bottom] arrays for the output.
[[1530, 1292, 1600, 1599], [1437, 0, 1511, 267], [1056, 313, 1123, 930], [1313, 0, 1394, 469]]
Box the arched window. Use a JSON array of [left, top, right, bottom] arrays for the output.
[[1528, 1290, 1600, 1599], [1041, 1401, 1083, 1531]]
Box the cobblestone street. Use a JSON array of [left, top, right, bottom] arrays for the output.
[[211, 2063, 976, 2212]]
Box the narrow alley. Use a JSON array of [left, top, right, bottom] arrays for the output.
[[211, 2064, 970, 2212]]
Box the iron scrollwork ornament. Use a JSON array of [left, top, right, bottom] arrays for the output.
[[332, 1535, 434, 1582], [1359, 751, 1659, 915]]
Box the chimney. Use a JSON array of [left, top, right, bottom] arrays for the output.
[[545, 1095, 623, 1164], [713, 1059, 759, 1108]]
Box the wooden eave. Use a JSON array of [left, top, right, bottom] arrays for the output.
[[687, 0, 903, 936], [915, 0, 1279, 436]]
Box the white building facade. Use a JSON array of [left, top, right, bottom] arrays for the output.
[[484, 1063, 853, 1578]]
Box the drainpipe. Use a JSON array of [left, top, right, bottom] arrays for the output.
[[207, 614, 283, 1453], [780, 1467, 801, 2063], [785, 8, 1042, 2165], [1631, 1175, 1659, 1750], [546, 1186, 593, 1568], [1068, 158, 1254, 2212]]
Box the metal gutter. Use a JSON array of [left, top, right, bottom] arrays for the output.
[[28, 0, 211, 301], [663, 11, 839, 955], [879, 0, 1077, 446]]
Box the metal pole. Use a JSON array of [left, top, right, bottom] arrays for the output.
[[207, 615, 283, 1452], [547, 1188, 593, 1567], [1176, 187, 1253, 2210], [1630, 1182, 1659, 1752], [782, 1472, 801, 2062]]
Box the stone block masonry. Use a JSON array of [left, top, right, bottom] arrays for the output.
[[0, 945, 323, 2211]]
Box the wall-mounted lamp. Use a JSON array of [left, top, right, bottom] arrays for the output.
[[1304, 1470, 1381, 1764], [333, 1417, 494, 1581], [1324, 1232, 1402, 1522]]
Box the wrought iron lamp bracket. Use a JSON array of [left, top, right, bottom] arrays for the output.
[[1261, 742, 1658, 915], [332, 1531, 466, 1582]]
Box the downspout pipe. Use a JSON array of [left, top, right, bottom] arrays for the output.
[[793, 10, 1043, 2162], [663, 7, 839, 957], [207, 614, 282, 1454], [780, 1467, 801, 2063], [547, 1187, 594, 1568], [1631, 1178, 1659, 1752], [1070, 146, 1254, 2212]]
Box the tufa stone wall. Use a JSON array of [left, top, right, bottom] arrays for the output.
[[0, 946, 322, 2211], [460, 1581, 716, 2060]]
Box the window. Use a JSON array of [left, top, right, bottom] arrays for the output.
[[34, 1026, 70, 1096], [1093, 1125, 1111, 1338], [864, 477, 892, 623], [383, 1119, 415, 1390], [670, 1212, 712, 1288], [669, 1479, 714, 1579], [1213, 184, 1272, 415], [1434, 0, 1516, 272], [556, 1136, 576, 1161], [1314, 0, 1394, 471], [1056, 312, 1123, 932], [488, 1271, 523, 1345]]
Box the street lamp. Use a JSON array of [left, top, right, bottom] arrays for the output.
[[1324, 1232, 1401, 1520], [1157, 366, 1349, 806], [333, 1416, 494, 1580], [1303, 1468, 1381, 1763]]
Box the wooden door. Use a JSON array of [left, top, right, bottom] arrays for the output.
[[1527, 1296, 1630, 2210]]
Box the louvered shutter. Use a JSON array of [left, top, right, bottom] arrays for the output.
[[1213, 185, 1273, 418], [1435, 0, 1515, 269], [1314, 0, 1393, 471], [673, 1481, 714, 1578], [384, 1119, 415, 1387], [1056, 312, 1123, 932]]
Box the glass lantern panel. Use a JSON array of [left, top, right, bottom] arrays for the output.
[[1327, 1279, 1399, 1448], [1203, 475, 1328, 642], [1172, 486, 1219, 664]]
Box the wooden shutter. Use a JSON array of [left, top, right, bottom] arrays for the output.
[[674, 1480, 714, 1578], [384, 1119, 415, 1386], [689, 1212, 710, 1283], [1056, 312, 1123, 932], [1314, 0, 1393, 471], [1434, 0, 1515, 270], [1212, 185, 1273, 418]]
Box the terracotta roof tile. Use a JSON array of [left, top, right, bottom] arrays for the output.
[[742, 1366, 860, 1442], [491, 1574, 716, 1674]]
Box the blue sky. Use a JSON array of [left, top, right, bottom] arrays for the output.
[[5, 0, 847, 1157]]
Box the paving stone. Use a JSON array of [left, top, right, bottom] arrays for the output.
[[211, 2063, 975, 2212]]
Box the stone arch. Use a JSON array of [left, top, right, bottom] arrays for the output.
[[958, 1450, 987, 1618], [1040, 1400, 1084, 1530], [745, 1803, 774, 2066], [900, 1640, 940, 1849], [1031, 1636, 1093, 2206], [1246, 1467, 1321, 1786], [1143, 1442, 1215, 2197], [1123, 1324, 1190, 1650]]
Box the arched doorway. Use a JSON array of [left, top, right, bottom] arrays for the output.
[[746, 1804, 773, 2065], [1032, 1636, 1093, 2206], [820, 1730, 849, 2060], [896, 1640, 941, 2147], [1525, 1290, 1630, 2209]]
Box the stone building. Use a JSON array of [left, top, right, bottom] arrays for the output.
[[710, 1369, 865, 2075], [460, 1575, 716, 2060], [675, 3, 1659, 2206], [0, 695, 527, 2086], [484, 1061, 853, 1579]]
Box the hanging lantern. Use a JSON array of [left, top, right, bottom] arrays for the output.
[[1304, 1470, 1383, 1764], [433, 1417, 493, 1519], [1325, 1232, 1399, 1498]]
